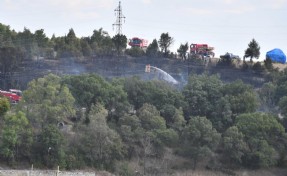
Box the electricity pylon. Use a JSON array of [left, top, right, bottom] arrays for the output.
[[113, 1, 125, 35]]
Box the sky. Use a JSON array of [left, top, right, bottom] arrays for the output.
[[0, 0, 287, 60]]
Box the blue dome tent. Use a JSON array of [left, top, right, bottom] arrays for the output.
[[266, 48, 286, 64]]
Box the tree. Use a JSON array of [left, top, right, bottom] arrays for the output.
[[183, 74, 223, 118], [90, 28, 114, 56], [16, 27, 37, 59], [279, 96, 287, 117], [76, 104, 124, 170], [34, 29, 49, 47], [177, 42, 189, 60], [123, 77, 184, 110], [160, 104, 185, 131], [158, 33, 174, 57], [0, 46, 23, 78], [146, 39, 159, 57], [0, 23, 15, 48], [0, 111, 33, 165], [35, 124, 66, 168], [236, 112, 285, 168], [80, 38, 92, 57], [244, 38, 260, 62], [180, 116, 220, 169], [222, 80, 258, 115], [125, 47, 145, 57], [0, 97, 10, 117], [259, 82, 276, 112], [222, 126, 248, 165], [21, 74, 75, 126], [112, 34, 127, 55], [64, 74, 129, 121]]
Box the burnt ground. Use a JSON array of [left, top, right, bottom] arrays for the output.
[[0, 56, 272, 90]]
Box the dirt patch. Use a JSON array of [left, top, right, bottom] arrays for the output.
[[273, 63, 287, 71]]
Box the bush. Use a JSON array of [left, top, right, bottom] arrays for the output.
[[126, 47, 145, 57]]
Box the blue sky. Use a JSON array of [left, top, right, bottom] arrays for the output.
[[1, 0, 287, 59]]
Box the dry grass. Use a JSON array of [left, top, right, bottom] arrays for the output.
[[273, 63, 287, 71]]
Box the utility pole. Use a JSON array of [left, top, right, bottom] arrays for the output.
[[113, 1, 125, 35]]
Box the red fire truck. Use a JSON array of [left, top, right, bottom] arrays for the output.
[[0, 89, 22, 104], [128, 37, 148, 48], [190, 43, 215, 58]]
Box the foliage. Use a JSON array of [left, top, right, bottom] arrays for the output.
[[221, 80, 258, 115], [252, 62, 265, 73], [146, 39, 159, 57], [177, 42, 189, 60], [264, 57, 273, 71], [64, 74, 129, 121], [158, 33, 174, 57], [244, 38, 260, 62], [235, 112, 285, 168], [258, 82, 277, 112], [123, 77, 184, 110], [90, 28, 114, 56], [76, 104, 124, 170], [0, 111, 33, 164], [183, 74, 223, 118], [222, 126, 248, 165], [21, 74, 75, 126], [180, 116, 220, 169], [125, 47, 145, 57], [0, 46, 23, 76], [0, 97, 10, 117], [112, 34, 127, 55], [35, 124, 66, 168]]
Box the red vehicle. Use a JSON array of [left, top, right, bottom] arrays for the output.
[[128, 37, 148, 48], [190, 43, 215, 58], [0, 89, 22, 103]]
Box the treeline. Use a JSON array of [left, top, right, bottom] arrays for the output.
[[0, 71, 287, 175], [0, 23, 175, 61]]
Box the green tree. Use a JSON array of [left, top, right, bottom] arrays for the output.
[[177, 42, 189, 60], [160, 104, 185, 131], [64, 74, 129, 121], [80, 38, 92, 57], [137, 103, 166, 130], [222, 80, 258, 115], [0, 46, 23, 78], [15, 27, 37, 59], [222, 126, 248, 165], [158, 33, 174, 57], [0, 111, 33, 164], [146, 39, 159, 57], [259, 82, 276, 112], [112, 34, 127, 55], [180, 116, 220, 169], [264, 57, 273, 70], [36, 124, 66, 168], [123, 77, 184, 110], [244, 38, 260, 62], [21, 74, 75, 126], [125, 47, 145, 57], [34, 29, 49, 48], [183, 74, 223, 118], [76, 104, 124, 170], [236, 112, 285, 168], [90, 28, 114, 56], [279, 96, 287, 117], [0, 97, 10, 117], [0, 23, 15, 47]]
